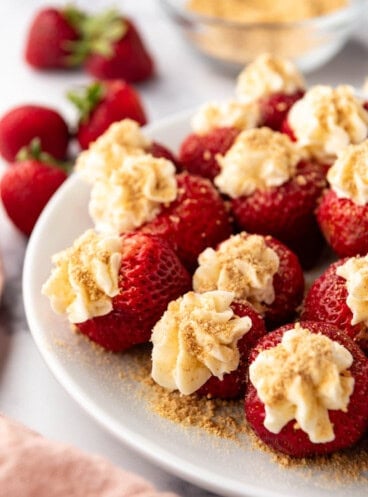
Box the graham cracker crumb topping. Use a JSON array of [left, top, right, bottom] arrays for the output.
[[215, 128, 302, 198], [236, 53, 305, 101], [193, 233, 279, 314], [288, 85, 368, 160], [191, 99, 260, 135], [76, 119, 150, 183], [151, 290, 252, 395], [249, 324, 355, 443], [42, 229, 122, 323], [89, 155, 177, 234]]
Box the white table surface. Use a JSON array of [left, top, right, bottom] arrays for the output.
[[0, 1, 368, 496]]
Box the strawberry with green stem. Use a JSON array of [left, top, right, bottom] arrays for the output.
[[68, 80, 147, 150], [24, 6, 86, 69], [25, 6, 154, 82], [0, 105, 70, 162], [0, 139, 71, 236], [80, 10, 154, 82]]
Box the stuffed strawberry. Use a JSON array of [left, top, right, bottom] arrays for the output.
[[317, 141, 368, 258], [179, 126, 239, 180], [179, 100, 260, 180], [236, 53, 305, 131], [245, 321, 368, 457], [196, 300, 266, 399], [42, 231, 191, 352], [151, 290, 266, 399], [0, 105, 70, 162], [285, 85, 368, 165], [137, 171, 233, 271], [302, 257, 368, 353], [214, 127, 326, 268], [75, 119, 178, 185], [24, 6, 84, 69], [0, 139, 69, 236], [68, 80, 147, 150], [79, 140, 232, 271], [193, 232, 304, 328]]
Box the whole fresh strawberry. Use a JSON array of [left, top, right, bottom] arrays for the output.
[[44, 231, 191, 352], [82, 13, 154, 82], [179, 127, 240, 180], [302, 258, 368, 353], [68, 80, 147, 150], [24, 6, 85, 69], [0, 140, 69, 236], [193, 232, 304, 329], [0, 105, 69, 162], [245, 321, 368, 457], [138, 172, 233, 271], [197, 302, 266, 399], [259, 90, 304, 131]]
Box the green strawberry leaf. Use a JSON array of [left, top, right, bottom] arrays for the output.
[[65, 7, 127, 64], [16, 138, 73, 174], [67, 81, 105, 122]]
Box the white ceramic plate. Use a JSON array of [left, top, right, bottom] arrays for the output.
[[23, 111, 367, 497]]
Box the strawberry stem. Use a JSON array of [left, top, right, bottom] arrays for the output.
[[65, 8, 127, 65], [16, 138, 73, 174], [67, 81, 105, 122]]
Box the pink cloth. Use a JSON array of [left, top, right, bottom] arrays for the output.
[[0, 415, 180, 497]]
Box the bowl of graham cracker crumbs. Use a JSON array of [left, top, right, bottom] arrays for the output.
[[159, 0, 366, 72]]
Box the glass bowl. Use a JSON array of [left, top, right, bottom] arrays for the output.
[[159, 0, 367, 73]]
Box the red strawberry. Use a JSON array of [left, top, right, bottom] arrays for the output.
[[77, 233, 191, 352], [259, 90, 304, 131], [138, 172, 233, 271], [245, 321, 368, 457], [84, 16, 154, 83], [68, 80, 147, 150], [281, 117, 297, 141], [231, 160, 327, 268], [192, 232, 304, 329], [263, 236, 304, 328], [179, 127, 239, 180], [302, 259, 368, 352], [317, 189, 368, 258], [149, 141, 181, 171], [197, 302, 266, 399], [0, 105, 69, 162], [24, 6, 84, 69], [0, 140, 69, 236]]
